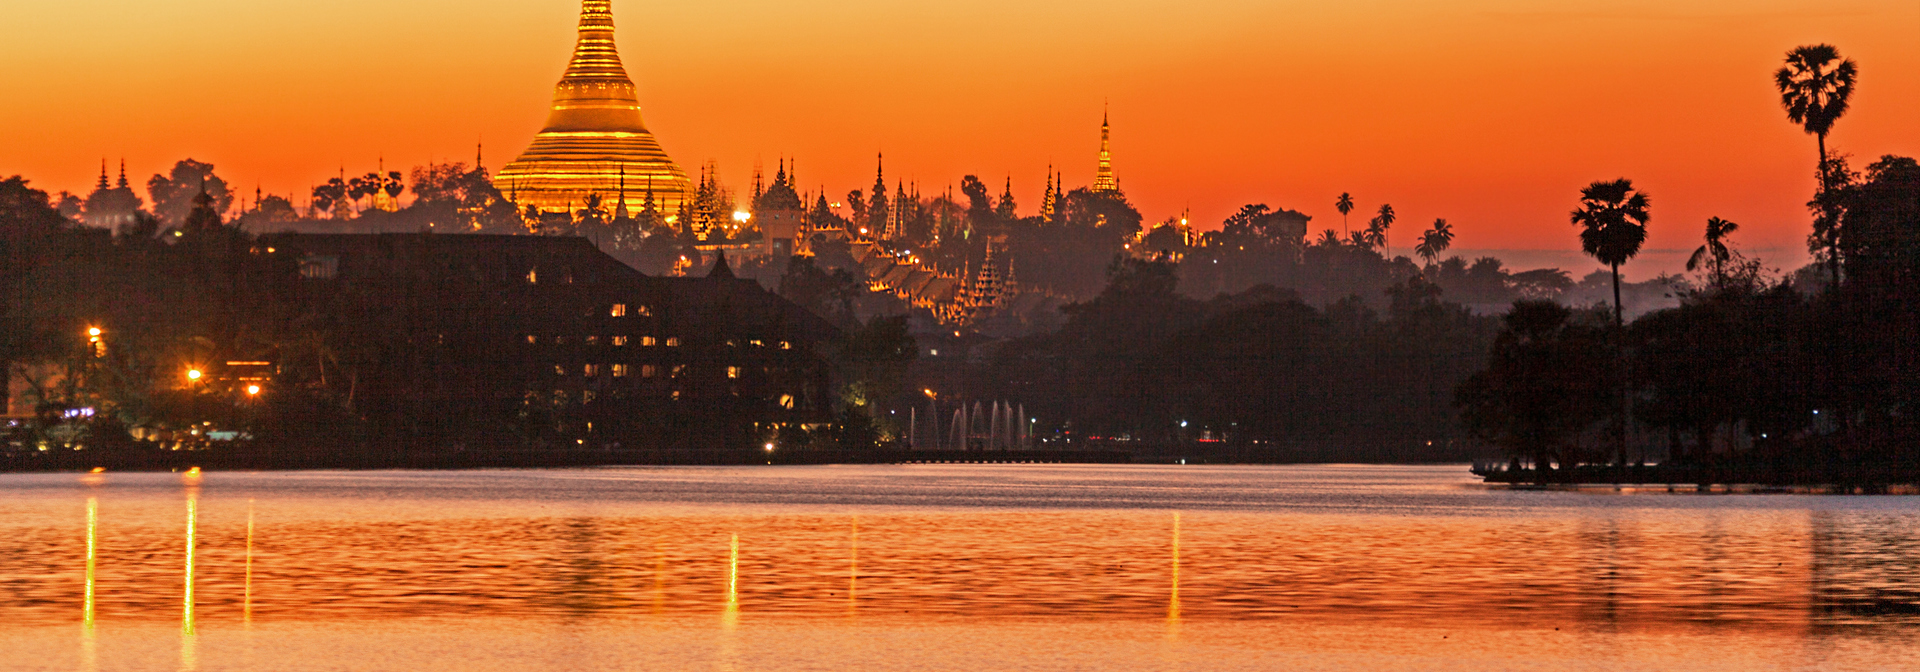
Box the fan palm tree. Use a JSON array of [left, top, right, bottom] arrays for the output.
[[1416, 218, 1454, 267], [1686, 217, 1740, 287], [1775, 44, 1857, 174], [1571, 179, 1650, 329], [1316, 229, 1341, 247], [1775, 44, 1856, 288], [1335, 193, 1355, 236]]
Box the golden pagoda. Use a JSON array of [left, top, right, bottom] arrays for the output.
[[1091, 109, 1119, 194], [498, 0, 689, 217]]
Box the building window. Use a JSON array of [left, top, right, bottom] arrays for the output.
[[612, 336, 628, 347], [585, 335, 600, 346], [582, 390, 596, 404], [642, 365, 659, 378], [553, 365, 566, 376], [671, 365, 686, 378], [583, 364, 599, 377], [779, 341, 791, 350], [611, 304, 627, 317], [671, 390, 681, 401], [749, 339, 764, 348], [552, 390, 568, 406], [779, 394, 794, 409], [665, 337, 680, 347], [641, 336, 657, 347], [636, 305, 653, 317], [727, 366, 740, 379], [525, 334, 537, 345], [612, 364, 629, 378], [527, 268, 538, 284]]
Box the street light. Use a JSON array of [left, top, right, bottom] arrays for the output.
[[186, 369, 203, 381], [764, 442, 775, 452], [245, 384, 261, 396]]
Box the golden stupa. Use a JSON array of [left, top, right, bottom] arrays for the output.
[[498, 0, 689, 217]]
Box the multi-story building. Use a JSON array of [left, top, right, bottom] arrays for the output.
[[267, 233, 839, 452]]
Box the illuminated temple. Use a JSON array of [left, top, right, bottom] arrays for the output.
[[497, 0, 690, 217]]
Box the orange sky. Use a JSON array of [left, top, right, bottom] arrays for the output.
[[3, 0, 1916, 274]]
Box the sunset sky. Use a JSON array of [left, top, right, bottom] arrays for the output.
[[4, 0, 1915, 274]]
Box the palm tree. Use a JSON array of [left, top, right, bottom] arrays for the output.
[[1572, 178, 1650, 469], [1570, 179, 1650, 329], [1316, 229, 1341, 247], [1775, 44, 1857, 288], [1335, 193, 1355, 236], [1686, 217, 1740, 288], [1416, 218, 1454, 267], [1776, 44, 1858, 175], [1367, 203, 1396, 253]]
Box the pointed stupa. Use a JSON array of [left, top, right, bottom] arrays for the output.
[[498, 0, 690, 218], [708, 249, 734, 279], [1092, 107, 1118, 193]]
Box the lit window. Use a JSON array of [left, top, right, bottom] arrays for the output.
[[582, 390, 596, 404], [527, 269, 538, 284], [552, 390, 567, 406], [666, 337, 680, 347], [611, 304, 627, 317], [779, 341, 791, 350], [671, 390, 681, 401], [727, 366, 740, 379], [779, 394, 794, 409], [585, 335, 600, 346], [671, 365, 686, 377], [642, 336, 658, 347], [749, 339, 764, 347], [525, 334, 536, 345], [612, 336, 628, 347], [930, 349, 939, 356], [584, 364, 599, 377], [726, 340, 737, 348], [553, 365, 566, 376], [635, 305, 653, 317], [612, 364, 629, 377], [642, 365, 659, 378], [554, 336, 566, 345]]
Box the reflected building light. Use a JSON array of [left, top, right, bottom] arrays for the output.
[[84, 497, 98, 630], [723, 533, 740, 629], [182, 491, 197, 636]]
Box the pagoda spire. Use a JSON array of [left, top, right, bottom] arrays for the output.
[[1092, 106, 1118, 193], [96, 159, 109, 191], [117, 159, 130, 189]]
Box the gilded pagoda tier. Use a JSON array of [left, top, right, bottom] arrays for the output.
[[498, 0, 690, 216]]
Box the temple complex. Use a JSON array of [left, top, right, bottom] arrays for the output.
[[498, 0, 690, 219]]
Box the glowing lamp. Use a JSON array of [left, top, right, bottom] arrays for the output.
[[186, 369, 203, 381], [246, 385, 261, 396], [764, 443, 775, 452], [87, 327, 102, 337], [733, 210, 751, 222]]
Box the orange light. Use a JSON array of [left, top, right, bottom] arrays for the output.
[[186, 369, 203, 381], [87, 327, 102, 337], [246, 384, 261, 396]]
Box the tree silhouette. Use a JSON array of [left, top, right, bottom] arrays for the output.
[[1776, 45, 1857, 177], [1776, 44, 1857, 288], [1335, 192, 1354, 237], [1363, 203, 1394, 250], [1686, 217, 1740, 288], [1416, 218, 1454, 267], [1571, 179, 1650, 329], [147, 160, 232, 225]]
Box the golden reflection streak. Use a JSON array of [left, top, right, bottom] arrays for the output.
[[82, 497, 98, 672], [84, 497, 98, 629], [1168, 511, 1182, 632], [181, 483, 199, 672], [724, 533, 740, 623]]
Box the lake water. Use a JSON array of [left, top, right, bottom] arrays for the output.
[[4, 464, 1919, 671]]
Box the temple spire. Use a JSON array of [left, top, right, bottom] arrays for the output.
[[1092, 106, 1118, 193], [96, 159, 109, 191]]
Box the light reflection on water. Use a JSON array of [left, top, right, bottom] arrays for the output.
[[5, 464, 1920, 670]]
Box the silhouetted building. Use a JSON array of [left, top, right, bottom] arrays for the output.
[[497, 0, 691, 219], [265, 233, 838, 451], [82, 159, 142, 229]]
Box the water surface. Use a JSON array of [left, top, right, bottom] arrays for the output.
[[4, 464, 1918, 670]]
